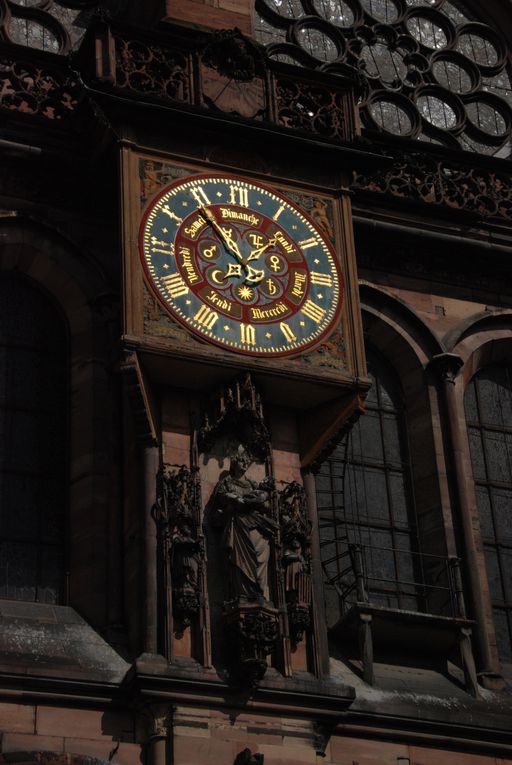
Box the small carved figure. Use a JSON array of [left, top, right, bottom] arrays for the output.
[[310, 198, 334, 239], [171, 516, 201, 622], [214, 447, 278, 602], [279, 481, 312, 645], [153, 464, 202, 630]]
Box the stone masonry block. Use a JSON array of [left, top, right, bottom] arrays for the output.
[[0, 703, 35, 734]]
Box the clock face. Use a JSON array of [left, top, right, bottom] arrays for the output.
[[139, 174, 343, 357]]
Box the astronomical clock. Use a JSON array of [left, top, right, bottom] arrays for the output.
[[121, 149, 367, 469], [139, 174, 343, 358]]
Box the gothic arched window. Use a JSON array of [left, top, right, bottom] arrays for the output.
[[317, 352, 420, 621], [465, 365, 512, 664], [3, 0, 100, 53], [254, 0, 512, 157], [0, 272, 67, 603]]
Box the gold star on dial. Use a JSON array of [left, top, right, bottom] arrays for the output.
[[265, 332, 272, 339], [224, 325, 230, 331]]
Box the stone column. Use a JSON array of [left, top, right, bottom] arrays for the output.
[[144, 444, 160, 654], [144, 704, 173, 765], [428, 353, 493, 678], [303, 470, 330, 677]]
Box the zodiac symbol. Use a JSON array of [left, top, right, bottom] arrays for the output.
[[203, 245, 218, 259], [249, 233, 264, 248], [266, 278, 278, 296], [269, 255, 281, 273], [211, 269, 227, 285]]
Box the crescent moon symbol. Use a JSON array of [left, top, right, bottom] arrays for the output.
[[211, 269, 226, 285]]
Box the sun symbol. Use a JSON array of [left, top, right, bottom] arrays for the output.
[[237, 285, 254, 301]]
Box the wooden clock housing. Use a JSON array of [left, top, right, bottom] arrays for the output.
[[121, 148, 368, 467]]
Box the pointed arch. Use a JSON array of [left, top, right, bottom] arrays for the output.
[[0, 218, 118, 627]]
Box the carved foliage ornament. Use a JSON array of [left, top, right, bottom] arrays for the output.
[[110, 27, 356, 143], [114, 36, 191, 102], [352, 149, 512, 221], [198, 373, 271, 463], [0, 55, 80, 120], [224, 601, 280, 687]]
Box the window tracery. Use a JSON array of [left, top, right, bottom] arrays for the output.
[[317, 353, 421, 621], [254, 0, 512, 156], [0, 0, 99, 53]]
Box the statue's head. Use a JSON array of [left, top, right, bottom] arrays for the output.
[[230, 446, 252, 476]]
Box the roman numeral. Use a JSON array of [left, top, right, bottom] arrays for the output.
[[280, 322, 297, 343], [161, 274, 189, 298], [273, 204, 285, 220], [299, 237, 320, 250], [194, 305, 218, 330], [150, 237, 175, 256], [161, 205, 183, 223], [302, 300, 325, 324], [310, 271, 333, 286], [190, 186, 211, 206], [229, 185, 249, 207], [240, 323, 256, 345]]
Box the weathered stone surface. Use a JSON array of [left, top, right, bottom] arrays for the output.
[[0, 600, 129, 682]]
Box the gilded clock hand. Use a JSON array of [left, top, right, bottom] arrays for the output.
[[198, 206, 246, 267], [245, 265, 265, 284], [246, 236, 279, 263]]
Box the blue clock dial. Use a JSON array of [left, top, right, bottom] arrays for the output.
[[140, 174, 343, 357]]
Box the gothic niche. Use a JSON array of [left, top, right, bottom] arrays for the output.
[[200, 374, 280, 686], [279, 481, 312, 647], [152, 464, 203, 639]]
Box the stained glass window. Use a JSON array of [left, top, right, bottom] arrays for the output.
[[465, 365, 512, 663]]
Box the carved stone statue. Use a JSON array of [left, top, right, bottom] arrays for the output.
[[213, 448, 278, 603], [279, 481, 312, 646], [153, 464, 202, 631]]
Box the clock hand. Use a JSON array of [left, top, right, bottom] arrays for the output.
[[246, 236, 279, 262], [244, 265, 265, 284], [198, 206, 246, 267]]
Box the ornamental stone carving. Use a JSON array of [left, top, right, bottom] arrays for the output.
[[279, 481, 312, 646], [212, 446, 279, 685], [152, 464, 203, 633]]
